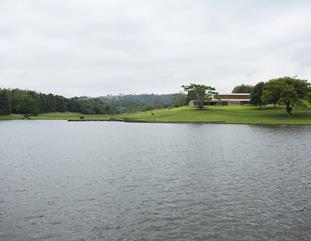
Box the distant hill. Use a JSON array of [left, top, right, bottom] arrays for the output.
[[0, 87, 186, 115], [99, 93, 186, 113]]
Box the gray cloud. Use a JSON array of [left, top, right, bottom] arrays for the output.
[[0, 0, 311, 96]]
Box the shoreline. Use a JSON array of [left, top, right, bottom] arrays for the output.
[[1, 106, 311, 126], [89, 119, 311, 126], [1, 118, 311, 126]]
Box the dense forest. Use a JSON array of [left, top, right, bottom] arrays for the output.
[[0, 88, 186, 116]]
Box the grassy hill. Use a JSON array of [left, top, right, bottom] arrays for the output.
[[120, 106, 311, 125], [1, 105, 311, 125]]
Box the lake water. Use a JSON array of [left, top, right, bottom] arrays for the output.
[[0, 121, 310, 241]]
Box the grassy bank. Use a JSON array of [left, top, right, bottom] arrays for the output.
[[1, 106, 311, 125], [0, 112, 111, 121], [120, 106, 311, 125]]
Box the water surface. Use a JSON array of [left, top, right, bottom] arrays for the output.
[[0, 121, 310, 241]]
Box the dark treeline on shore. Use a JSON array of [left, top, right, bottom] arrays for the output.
[[0, 88, 187, 116]]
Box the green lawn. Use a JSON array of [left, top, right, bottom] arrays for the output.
[[1, 105, 311, 125], [119, 105, 311, 125], [0, 112, 111, 121], [0, 114, 24, 120]]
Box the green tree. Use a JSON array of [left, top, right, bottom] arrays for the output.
[[261, 79, 283, 108], [0, 89, 12, 115], [307, 89, 311, 103], [232, 84, 254, 93], [250, 82, 265, 108], [79, 100, 95, 114], [10, 89, 25, 113], [171, 93, 187, 107], [19, 95, 40, 115], [46, 94, 56, 112], [182, 83, 217, 109], [55, 95, 67, 112], [262, 77, 309, 114]]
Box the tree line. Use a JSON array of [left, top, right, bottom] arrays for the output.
[[0, 88, 187, 116], [99, 93, 186, 113], [183, 77, 311, 114], [235, 77, 311, 114], [2, 76, 309, 116], [0, 88, 117, 115]]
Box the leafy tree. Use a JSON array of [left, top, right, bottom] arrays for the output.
[[10, 89, 25, 113], [67, 97, 81, 113], [19, 95, 40, 115], [46, 94, 56, 112], [250, 82, 265, 108], [80, 101, 95, 114], [182, 83, 217, 109], [261, 80, 283, 108], [262, 77, 309, 114], [0, 89, 12, 115], [307, 90, 311, 103], [232, 84, 254, 93], [278, 78, 309, 114], [55, 95, 67, 112]]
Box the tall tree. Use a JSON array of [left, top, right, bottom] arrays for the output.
[[232, 84, 254, 93], [55, 95, 67, 112], [0, 89, 12, 115], [19, 95, 40, 115], [261, 79, 283, 108], [250, 82, 265, 108], [10, 89, 25, 113], [182, 83, 217, 109], [278, 78, 309, 115], [262, 77, 309, 114], [307, 89, 311, 103], [46, 94, 56, 112]]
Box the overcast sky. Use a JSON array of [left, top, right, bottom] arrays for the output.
[[0, 0, 311, 97]]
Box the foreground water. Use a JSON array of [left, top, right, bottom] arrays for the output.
[[0, 121, 310, 241]]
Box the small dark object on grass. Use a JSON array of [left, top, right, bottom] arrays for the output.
[[23, 114, 31, 120], [80, 116, 85, 120]]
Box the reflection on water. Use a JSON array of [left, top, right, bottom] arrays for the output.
[[0, 121, 311, 241]]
